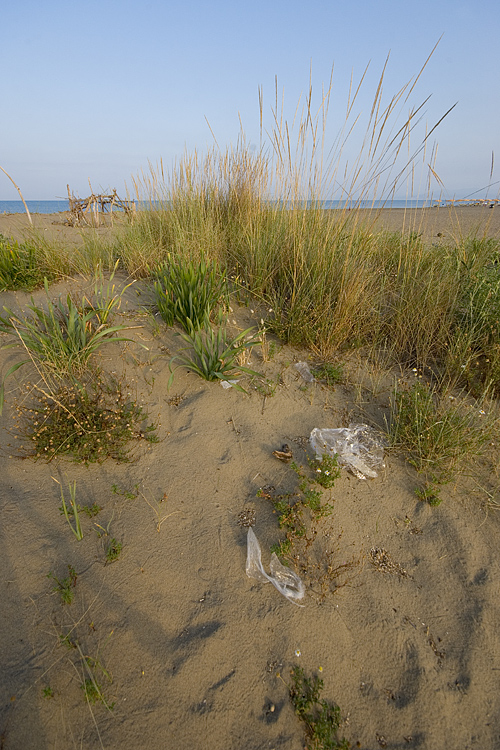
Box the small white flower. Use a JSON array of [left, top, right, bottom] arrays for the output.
[[295, 649, 301, 657]]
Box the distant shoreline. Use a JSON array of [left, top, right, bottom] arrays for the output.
[[0, 205, 499, 246]]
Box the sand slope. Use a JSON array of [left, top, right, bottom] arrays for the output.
[[0, 216, 500, 749]]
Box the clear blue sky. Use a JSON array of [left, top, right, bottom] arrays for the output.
[[1, 0, 499, 200]]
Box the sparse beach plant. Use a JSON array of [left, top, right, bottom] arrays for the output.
[[288, 666, 350, 750], [76, 642, 115, 710], [305, 453, 341, 490], [261, 456, 357, 597], [48, 565, 77, 605], [415, 481, 443, 506], [13, 376, 157, 463], [105, 538, 123, 563], [168, 315, 261, 391], [311, 363, 344, 388], [57, 479, 83, 540]]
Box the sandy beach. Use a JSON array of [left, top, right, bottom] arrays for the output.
[[1, 204, 500, 247], [1, 208, 500, 750]]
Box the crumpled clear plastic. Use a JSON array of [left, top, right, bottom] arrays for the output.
[[310, 424, 386, 480], [245, 527, 305, 606], [295, 362, 315, 382]]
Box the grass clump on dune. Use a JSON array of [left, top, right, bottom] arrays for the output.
[[388, 378, 498, 493], [0, 235, 54, 291], [153, 255, 228, 332]]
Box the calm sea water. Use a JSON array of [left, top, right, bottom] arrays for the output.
[[0, 198, 432, 215], [0, 200, 70, 214]]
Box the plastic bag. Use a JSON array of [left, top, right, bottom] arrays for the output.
[[310, 424, 385, 480], [246, 527, 305, 606], [220, 379, 239, 389], [295, 362, 315, 383]]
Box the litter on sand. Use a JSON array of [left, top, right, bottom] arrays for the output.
[[245, 527, 305, 606], [310, 424, 386, 480], [220, 379, 239, 389], [295, 362, 315, 382]]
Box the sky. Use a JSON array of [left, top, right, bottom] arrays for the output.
[[1, 0, 499, 200]]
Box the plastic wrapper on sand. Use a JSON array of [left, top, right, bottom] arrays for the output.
[[310, 424, 386, 480], [245, 527, 305, 606], [294, 361, 315, 382]]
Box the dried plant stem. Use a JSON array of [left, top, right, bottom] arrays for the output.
[[0, 165, 32, 225]]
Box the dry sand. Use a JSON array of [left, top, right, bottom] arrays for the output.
[[1, 203, 500, 247], [1, 209, 500, 750]]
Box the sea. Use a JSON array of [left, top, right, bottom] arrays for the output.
[[0, 200, 70, 214], [0, 198, 434, 215]]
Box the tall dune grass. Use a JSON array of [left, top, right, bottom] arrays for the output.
[[7, 55, 500, 394], [115, 55, 461, 361]]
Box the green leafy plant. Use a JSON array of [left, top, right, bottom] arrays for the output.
[[306, 453, 341, 490], [13, 376, 157, 463], [415, 481, 442, 507], [312, 363, 344, 387], [78, 502, 102, 518], [105, 538, 123, 563], [168, 316, 261, 392], [42, 685, 55, 699], [260, 454, 355, 598], [57, 479, 83, 540], [48, 565, 77, 605], [0, 280, 129, 376], [288, 666, 349, 749], [111, 483, 139, 500], [153, 255, 228, 332], [261, 458, 336, 564]]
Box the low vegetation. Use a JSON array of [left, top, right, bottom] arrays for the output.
[[288, 666, 349, 749]]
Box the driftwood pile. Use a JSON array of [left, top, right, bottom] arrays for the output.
[[65, 185, 136, 226]]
